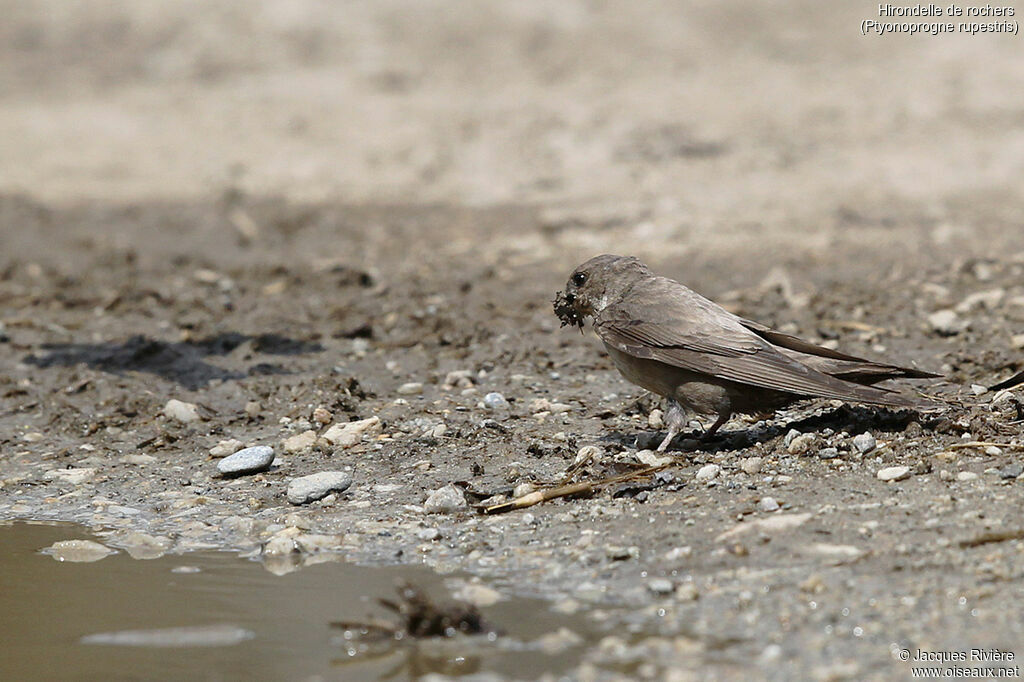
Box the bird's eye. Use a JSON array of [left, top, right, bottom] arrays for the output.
[[571, 272, 587, 286]]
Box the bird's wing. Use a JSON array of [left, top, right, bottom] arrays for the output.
[[594, 293, 915, 405], [738, 317, 940, 380]]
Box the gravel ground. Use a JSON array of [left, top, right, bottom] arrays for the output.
[[2, 2, 1024, 680]]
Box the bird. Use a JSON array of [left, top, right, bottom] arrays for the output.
[[553, 254, 941, 451]]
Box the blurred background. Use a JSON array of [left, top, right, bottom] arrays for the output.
[[3, 0, 1022, 270]]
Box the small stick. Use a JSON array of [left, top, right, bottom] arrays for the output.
[[484, 465, 670, 514]]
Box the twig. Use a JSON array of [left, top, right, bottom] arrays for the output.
[[484, 464, 670, 514]]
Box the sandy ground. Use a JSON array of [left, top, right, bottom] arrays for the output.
[[2, 2, 1024, 680]]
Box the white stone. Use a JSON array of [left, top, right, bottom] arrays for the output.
[[636, 450, 672, 467], [397, 382, 423, 395], [695, 464, 720, 481], [483, 392, 509, 410], [648, 409, 664, 429], [574, 445, 603, 465], [43, 468, 96, 485], [877, 466, 911, 482], [956, 471, 979, 481], [787, 433, 817, 455], [164, 399, 200, 423], [740, 457, 763, 475], [758, 497, 780, 512], [852, 433, 876, 454], [322, 416, 381, 448], [927, 309, 964, 336]]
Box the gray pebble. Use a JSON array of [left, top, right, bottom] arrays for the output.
[[818, 447, 839, 460], [287, 471, 353, 505], [1000, 463, 1024, 480], [483, 392, 509, 410], [852, 432, 876, 454], [424, 483, 468, 513], [417, 528, 441, 541], [758, 497, 780, 512], [217, 446, 274, 476]]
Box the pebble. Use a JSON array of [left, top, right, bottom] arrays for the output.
[[417, 528, 441, 541], [209, 439, 244, 458], [648, 409, 664, 429], [984, 446, 1002, 456], [927, 309, 965, 336], [787, 433, 817, 455], [852, 432, 876, 454], [818, 447, 839, 460], [695, 464, 720, 481], [43, 468, 96, 485], [513, 482, 537, 498], [281, 430, 317, 454], [397, 382, 423, 395], [758, 497, 780, 512], [286, 471, 352, 505], [574, 445, 603, 465], [44, 540, 116, 562], [482, 392, 509, 410], [1000, 463, 1023, 479], [740, 457, 763, 475], [244, 401, 262, 418], [164, 399, 200, 424], [1012, 333, 1024, 350], [636, 450, 672, 467], [877, 466, 911, 482], [424, 483, 468, 513], [312, 407, 333, 425], [647, 578, 674, 595], [956, 471, 979, 482], [322, 416, 381, 448], [22, 432, 44, 443], [217, 446, 274, 476]]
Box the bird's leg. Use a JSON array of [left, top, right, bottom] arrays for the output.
[[657, 399, 687, 452], [701, 412, 730, 440]]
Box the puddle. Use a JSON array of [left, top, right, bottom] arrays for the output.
[[0, 521, 591, 681]]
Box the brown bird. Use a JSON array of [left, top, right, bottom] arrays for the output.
[[554, 254, 940, 451]]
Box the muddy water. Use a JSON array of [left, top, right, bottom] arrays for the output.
[[1, 522, 590, 681]]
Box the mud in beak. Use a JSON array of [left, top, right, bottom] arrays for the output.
[[552, 290, 584, 331]]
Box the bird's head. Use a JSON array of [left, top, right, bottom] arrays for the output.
[[553, 254, 650, 329]]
